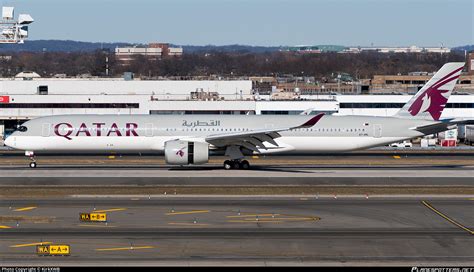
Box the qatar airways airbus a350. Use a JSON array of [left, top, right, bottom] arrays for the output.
[[4, 62, 469, 169]]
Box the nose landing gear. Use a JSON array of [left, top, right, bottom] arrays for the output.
[[223, 159, 250, 170], [25, 151, 37, 168]]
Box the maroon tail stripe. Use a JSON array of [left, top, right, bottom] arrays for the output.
[[431, 74, 461, 90], [429, 66, 463, 89]]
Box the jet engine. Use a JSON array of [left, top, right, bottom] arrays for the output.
[[164, 140, 209, 165]]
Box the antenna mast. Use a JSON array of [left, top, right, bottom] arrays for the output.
[[0, 6, 34, 44]]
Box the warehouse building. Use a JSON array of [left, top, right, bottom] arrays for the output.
[[115, 43, 183, 64], [344, 45, 451, 54]]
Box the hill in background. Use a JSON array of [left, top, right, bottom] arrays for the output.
[[452, 45, 474, 52], [0, 40, 281, 53]]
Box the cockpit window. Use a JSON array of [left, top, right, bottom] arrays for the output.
[[17, 126, 28, 132]]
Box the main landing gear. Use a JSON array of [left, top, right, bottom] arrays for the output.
[[223, 160, 250, 170]]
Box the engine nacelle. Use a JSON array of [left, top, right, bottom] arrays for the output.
[[164, 140, 209, 165]]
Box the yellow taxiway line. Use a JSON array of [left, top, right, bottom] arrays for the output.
[[96, 246, 154, 252], [166, 210, 210, 216], [226, 214, 281, 218], [93, 208, 127, 213], [422, 201, 473, 235], [10, 242, 52, 248], [78, 224, 116, 228], [167, 222, 209, 226], [241, 217, 317, 221], [227, 220, 283, 223], [13, 207, 37, 212], [228, 217, 316, 223]]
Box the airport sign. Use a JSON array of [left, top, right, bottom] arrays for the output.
[[36, 244, 70, 256], [80, 213, 107, 222]]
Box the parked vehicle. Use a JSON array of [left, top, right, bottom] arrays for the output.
[[420, 138, 437, 148], [389, 141, 413, 148]]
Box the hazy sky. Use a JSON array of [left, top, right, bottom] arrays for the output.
[[4, 0, 474, 46]]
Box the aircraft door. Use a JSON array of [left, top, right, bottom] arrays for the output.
[[373, 124, 382, 138], [42, 123, 51, 137], [145, 123, 153, 137], [265, 124, 274, 129]]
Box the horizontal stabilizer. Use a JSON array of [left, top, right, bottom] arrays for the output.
[[411, 118, 474, 135]]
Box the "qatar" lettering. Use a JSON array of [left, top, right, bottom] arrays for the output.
[[54, 123, 139, 140]]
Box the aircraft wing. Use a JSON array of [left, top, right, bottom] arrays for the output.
[[411, 118, 474, 135], [205, 113, 324, 152]]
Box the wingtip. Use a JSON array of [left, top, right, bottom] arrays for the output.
[[300, 113, 325, 128]]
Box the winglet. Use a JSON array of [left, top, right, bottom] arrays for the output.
[[298, 113, 325, 128]]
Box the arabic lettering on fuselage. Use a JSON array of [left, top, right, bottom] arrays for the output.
[[182, 120, 221, 128]]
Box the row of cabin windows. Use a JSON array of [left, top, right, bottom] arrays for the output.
[[0, 103, 139, 108], [340, 103, 474, 109], [164, 128, 367, 133], [385, 80, 472, 85]]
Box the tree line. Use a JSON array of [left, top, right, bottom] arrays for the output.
[[0, 50, 465, 79]]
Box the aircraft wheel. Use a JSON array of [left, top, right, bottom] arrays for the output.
[[29, 162, 37, 168], [223, 160, 232, 170], [231, 161, 241, 169], [240, 160, 250, 170]]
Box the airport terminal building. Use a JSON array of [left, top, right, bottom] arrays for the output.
[[0, 77, 473, 143]]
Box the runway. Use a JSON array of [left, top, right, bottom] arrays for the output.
[[0, 197, 473, 265], [0, 165, 473, 186], [1, 153, 473, 187], [0, 154, 473, 195]]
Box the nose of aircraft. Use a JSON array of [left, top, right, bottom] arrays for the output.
[[4, 136, 13, 147]]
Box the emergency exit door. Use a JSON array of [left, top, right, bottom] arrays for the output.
[[373, 124, 382, 138], [145, 123, 154, 137], [42, 123, 51, 137]]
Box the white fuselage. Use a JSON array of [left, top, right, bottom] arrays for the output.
[[5, 114, 430, 155]]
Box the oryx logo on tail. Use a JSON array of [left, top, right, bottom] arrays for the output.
[[396, 63, 465, 121], [408, 66, 463, 120]]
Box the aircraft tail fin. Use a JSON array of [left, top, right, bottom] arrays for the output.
[[395, 62, 465, 121]]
